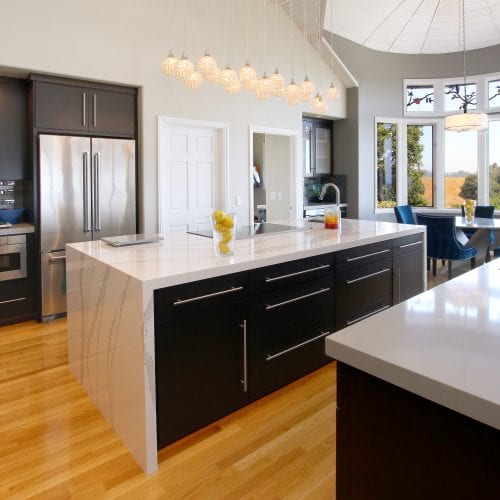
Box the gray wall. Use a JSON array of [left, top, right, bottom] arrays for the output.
[[331, 34, 500, 221]]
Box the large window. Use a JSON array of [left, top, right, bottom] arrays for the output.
[[489, 120, 500, 209], [376, 122, 397, 208], [407, 125, 433, 207]]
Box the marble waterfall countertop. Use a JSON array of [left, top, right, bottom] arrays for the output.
[[65, 218, 425, 475], [66, 218, 424, 287], [326, 259, 500, 431]]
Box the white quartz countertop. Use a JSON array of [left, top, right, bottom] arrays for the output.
[[0, 223, 35, 235], [67, 218, 423, 287], [326, 259, 500, 431]]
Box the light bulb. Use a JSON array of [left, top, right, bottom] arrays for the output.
[[185, 71, 203, 89], [299, 76, 315, 101], [221, 64, 238, 86], [175, 53, 194, 80], [312, 92, 327, 114], [270, 68, 285, 96], [197, 49, 218, 76], [239, 61, 257, 82], [284, 79, 300, 106], [326, 83, 338, 101], [225, 78, 241, 95], [161, 50, 178, 77]]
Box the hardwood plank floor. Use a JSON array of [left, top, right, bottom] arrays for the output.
[[0, 319, 336, 499]]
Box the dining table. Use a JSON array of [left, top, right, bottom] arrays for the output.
[[455, 216, 500, 265]]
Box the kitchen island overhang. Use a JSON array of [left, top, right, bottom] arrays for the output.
[[66, 219, 425, 474]]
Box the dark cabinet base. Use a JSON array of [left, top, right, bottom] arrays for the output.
[[336, 363, 500, 500]]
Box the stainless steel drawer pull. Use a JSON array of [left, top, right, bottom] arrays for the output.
[[173, 286, 244, 305], [346, 305, 390, 326], [49, 256, 66, 263], [266, 331, 331, 361], [399, 241, 422, 249], [265, 264, 330, 282], [240, 319, 248, 392], [265, 287, 330, 310], [346, 249, 390, 262], [346, 268, 390, 285], [0, 297, 26, 305]]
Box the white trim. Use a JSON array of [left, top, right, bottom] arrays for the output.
[[248, 125, 301, 226], [157, 116, 229, 234]]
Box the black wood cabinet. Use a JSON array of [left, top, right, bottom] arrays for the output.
[[0, 234, 35, 326], [32, 78, 136, 137], [303, 118, 333, 177], [0, 78, 27, 180], [392, 233, 425, 304]]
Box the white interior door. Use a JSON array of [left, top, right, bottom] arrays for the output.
[[159, 123, 221, 232]]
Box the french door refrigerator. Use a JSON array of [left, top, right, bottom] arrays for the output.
[[39, 134, 136, 321]]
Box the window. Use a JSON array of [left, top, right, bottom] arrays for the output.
[[376, 122, 398, 208], [407, 125, 433, 207], [406, 85, 434, 112], [488, 79, 500, 108], [444, 83, 477, 111], [489, 120, 500, 209]]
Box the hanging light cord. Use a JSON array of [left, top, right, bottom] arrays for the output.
[[462, 0, 467, 89], [289, 0, 294, 77], [330, 0, 334, 74], [303, 0, 308, 75]]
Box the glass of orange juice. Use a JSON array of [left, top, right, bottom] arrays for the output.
[[324, 206, 340, 229]]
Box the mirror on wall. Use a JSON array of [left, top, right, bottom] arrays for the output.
[[250, 132, 296, 224]]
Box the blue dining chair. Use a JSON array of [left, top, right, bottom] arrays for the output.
[[394, 205, 416, 224], [416, 214, 477, 280]]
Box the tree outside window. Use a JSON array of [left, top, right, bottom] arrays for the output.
[[376, 123, 397, 208]]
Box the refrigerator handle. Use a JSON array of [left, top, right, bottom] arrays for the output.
[[83, 152, 91, 232], [93, 153, 101, 231]]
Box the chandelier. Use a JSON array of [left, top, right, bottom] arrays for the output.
[[444, 0, 487, 132]]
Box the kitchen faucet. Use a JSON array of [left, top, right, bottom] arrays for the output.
[[318, 183, 341, 211]]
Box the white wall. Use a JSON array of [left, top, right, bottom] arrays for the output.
[[0, 0, 346, 232]]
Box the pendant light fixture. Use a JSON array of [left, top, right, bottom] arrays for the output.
[[223, 0, 241, 94], [185, 70, 203, 89], [325, 0, 338, 101], [176, 52, 195, 80], [239, 0, 257, 89], [445, 0, 487, 132], [299, 0, 315, 101], [198, 50, 218, 76], [269, 0, 285, 97], [283, 0, 300, 106], [161, 50, 178, 77], [311, 0, 327, 113]]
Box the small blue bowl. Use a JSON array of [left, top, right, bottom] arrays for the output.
[[0, 208, 25, 224]]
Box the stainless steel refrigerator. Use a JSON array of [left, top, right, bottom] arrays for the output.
[[39, 134, 136, 320]]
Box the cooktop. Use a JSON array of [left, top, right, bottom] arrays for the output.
[[188, 222, 310, 240]]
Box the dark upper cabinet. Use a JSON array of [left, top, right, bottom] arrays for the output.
[[0, 78, 27, 180], [32, 77, 136, 137], [303, 118, 333, 177]]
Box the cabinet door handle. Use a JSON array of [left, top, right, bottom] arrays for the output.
[[173, 286, 244, 305], [266, 331, 331, 362], [346, 305, 390, 326], [48, 255, 66, 263], [346, 249, 390, 262], [240, 319, 248, 392], [265, 264, 330, 283], [399, 241, 422, 249], [82, 92, 86, 127], [345, 268, 390, 285], [0, 297, 26, 305], [92, 93, 97, 127], [265, 287, 330, 311]]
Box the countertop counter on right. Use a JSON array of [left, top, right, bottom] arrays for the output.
[[325, 258, 500, 431]]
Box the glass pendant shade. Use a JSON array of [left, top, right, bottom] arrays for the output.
[[221, 64, 238, 86], [239, 61, 257, 83], [206, 67, 222, 83], [326, 83, 338, 101], [242, 76, 257, 91], [197, 50, 218, 76], [176, 53, 194, 80], [254, 75, 271, 100], [312, 93, 327, 114], [225, 78, 242, 95], [185, 71, 203, 89], [161, 50, 178, 76], [299, 76, 315, 101], [270, 68, 285, 96], [444, 111, 488, 132], [284, 79, 300, 106]]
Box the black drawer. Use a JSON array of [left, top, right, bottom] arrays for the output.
[[393, 233, 424, 256], [336, 293, 392, 329], [0, 279, 34, 325], [335, 240, 392, 271], [154, 271, 248, 321], [249, 253, 333, 295], [335, 258, 393, 315]]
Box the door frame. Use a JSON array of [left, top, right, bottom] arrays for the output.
[[248, 125, 301, 225], [157, 116, 229, 233]]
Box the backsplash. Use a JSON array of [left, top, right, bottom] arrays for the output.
[[304, 175, 347, 204], [0, 180, 23, 209]]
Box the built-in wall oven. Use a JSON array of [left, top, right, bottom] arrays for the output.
[[0, 235, 27, 281]]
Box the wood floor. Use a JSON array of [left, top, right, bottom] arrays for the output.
[[0, 319, 336, 499]]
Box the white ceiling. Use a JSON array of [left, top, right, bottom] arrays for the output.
[[323, 0, 500, 54]]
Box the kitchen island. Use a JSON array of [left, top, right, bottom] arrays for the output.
[[326, 259, 500, 498], [66, 219, 425, 474]]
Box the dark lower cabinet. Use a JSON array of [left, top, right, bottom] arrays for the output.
[[249, 277, 335, 400], [155, 301, 249, 448], [393, 234, 425, 304]]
